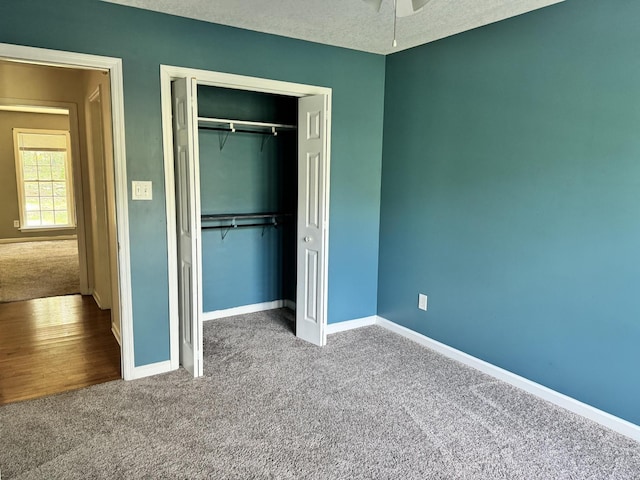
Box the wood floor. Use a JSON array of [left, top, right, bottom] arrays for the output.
[[0, 294, 121, 405]]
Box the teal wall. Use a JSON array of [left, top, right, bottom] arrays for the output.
[[379, 0, 640, 424], [198, 87, 297, 311], [0, 0, 385, 365]]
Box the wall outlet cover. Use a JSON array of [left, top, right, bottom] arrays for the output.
[[13, 220, 20, 228], [418, 293, 428, 311]]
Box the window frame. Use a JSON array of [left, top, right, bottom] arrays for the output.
[[13, 128, 77, 231]]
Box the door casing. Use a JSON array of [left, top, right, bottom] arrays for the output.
[[0, 42, 137, 380], [160, 65, 332, 371]]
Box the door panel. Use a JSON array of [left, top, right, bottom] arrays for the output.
[[305, 250, 318, 322], [172, 77, 203, 377], [296, 95, 327, 346], [306, 152, 320, 228]]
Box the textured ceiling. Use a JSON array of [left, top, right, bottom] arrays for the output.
[[102, 0, 564, 55]]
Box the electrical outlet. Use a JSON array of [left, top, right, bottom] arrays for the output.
[[418, 293, 428, 311], [13, 220, 19, 228]]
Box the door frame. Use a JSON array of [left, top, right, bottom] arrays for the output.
[[160, 65, 332, 370], [0, 42, 136, 380], [0, 98, 90, 294], [86, 85, 112, 311]]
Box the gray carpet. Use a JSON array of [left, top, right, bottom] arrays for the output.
[[0, 309, 638, 479], [0, 240, 80, 303]]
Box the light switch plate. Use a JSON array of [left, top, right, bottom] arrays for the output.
[[132, 181, 152, 200]]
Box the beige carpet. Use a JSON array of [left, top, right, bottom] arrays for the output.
[[1, 309, 639, 479], [0, 239, 80, 303]]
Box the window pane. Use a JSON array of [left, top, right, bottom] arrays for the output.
[[22, 151, 37, 165], [39, 182, 53, 197], [24, 182, 39, 196], [53, 182, 67, 197], [54, 211, 69, 225], [40, 197, 54, 211], [51, 155, 66, 181], [51, 152, 65, 163], [38, 164, 52, 181], [41, 210, 55, 225], [16, 130, 74, 230], [25, 197, 40, 212], [37, 152, 52, 165], [54, 196, 68, 210], [23, 164, 38, 181], [26, 211, 41, 226]]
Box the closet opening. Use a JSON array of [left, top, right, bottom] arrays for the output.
[[197, 86, 298, 326], [162, 67, 332, 378]]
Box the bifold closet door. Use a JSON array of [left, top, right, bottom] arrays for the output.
[[296, 94, 328, 347], [172, 77, 203, 377]]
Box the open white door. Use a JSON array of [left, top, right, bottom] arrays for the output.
[[172, 77, 203, 377], [296, 94, 328, 346]]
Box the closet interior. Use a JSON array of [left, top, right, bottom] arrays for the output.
[[197, 85, 298, 315]]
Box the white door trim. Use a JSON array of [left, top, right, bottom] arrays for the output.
[[160, 65, 332, 370], [0, 42, 136, 380]]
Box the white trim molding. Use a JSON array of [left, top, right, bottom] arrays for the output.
[[0, 235, 77, 244], [203, 300, 289, 321], [0, 42, 135, 381], [112, 326, 122, 346], [326, 315, 377, 334], [92, 291, 107, 310], [129, 361, 172, 380], [327, 315, 640, 443]]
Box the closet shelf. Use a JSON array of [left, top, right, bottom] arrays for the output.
[[198, 117, 296, 135]]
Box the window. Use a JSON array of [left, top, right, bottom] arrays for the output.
[[13, 128, 76, 230]]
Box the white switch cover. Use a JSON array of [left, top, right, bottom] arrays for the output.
[[13, 220, 20, 228], [132, 181, 152, 200], [418, 293, 428, 311]]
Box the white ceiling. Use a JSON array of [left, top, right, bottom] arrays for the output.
[[103, 0, 564, 55]]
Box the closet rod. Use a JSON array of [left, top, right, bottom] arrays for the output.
[[198, 126, 284, 135], [201, 212, 292, 221], [197, 117, 296, 131], [201, 222, 282, 230]]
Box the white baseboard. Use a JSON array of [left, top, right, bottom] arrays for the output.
[[129, 360, 173, 380], [326, 315, 377, 334], [111, 324, 121, 346], [92, 290, 110, 310], [377, 316, 640, 442], [0, 234, 77, 244], [326, 314, 640, 442], [138, 300, 292, 380], [203, 300, 290, 321], [284, 299, 296, 310]]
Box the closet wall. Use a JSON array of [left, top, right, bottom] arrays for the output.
[[198, 86, 297, 312]]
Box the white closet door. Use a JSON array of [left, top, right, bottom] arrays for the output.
[[172, 77, 203, 377], [296, 94, 328, 346]]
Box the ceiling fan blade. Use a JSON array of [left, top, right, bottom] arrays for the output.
[[362, 0, 383, 12], [411, 0, 431, 12], [397, 0, 431, 17]]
